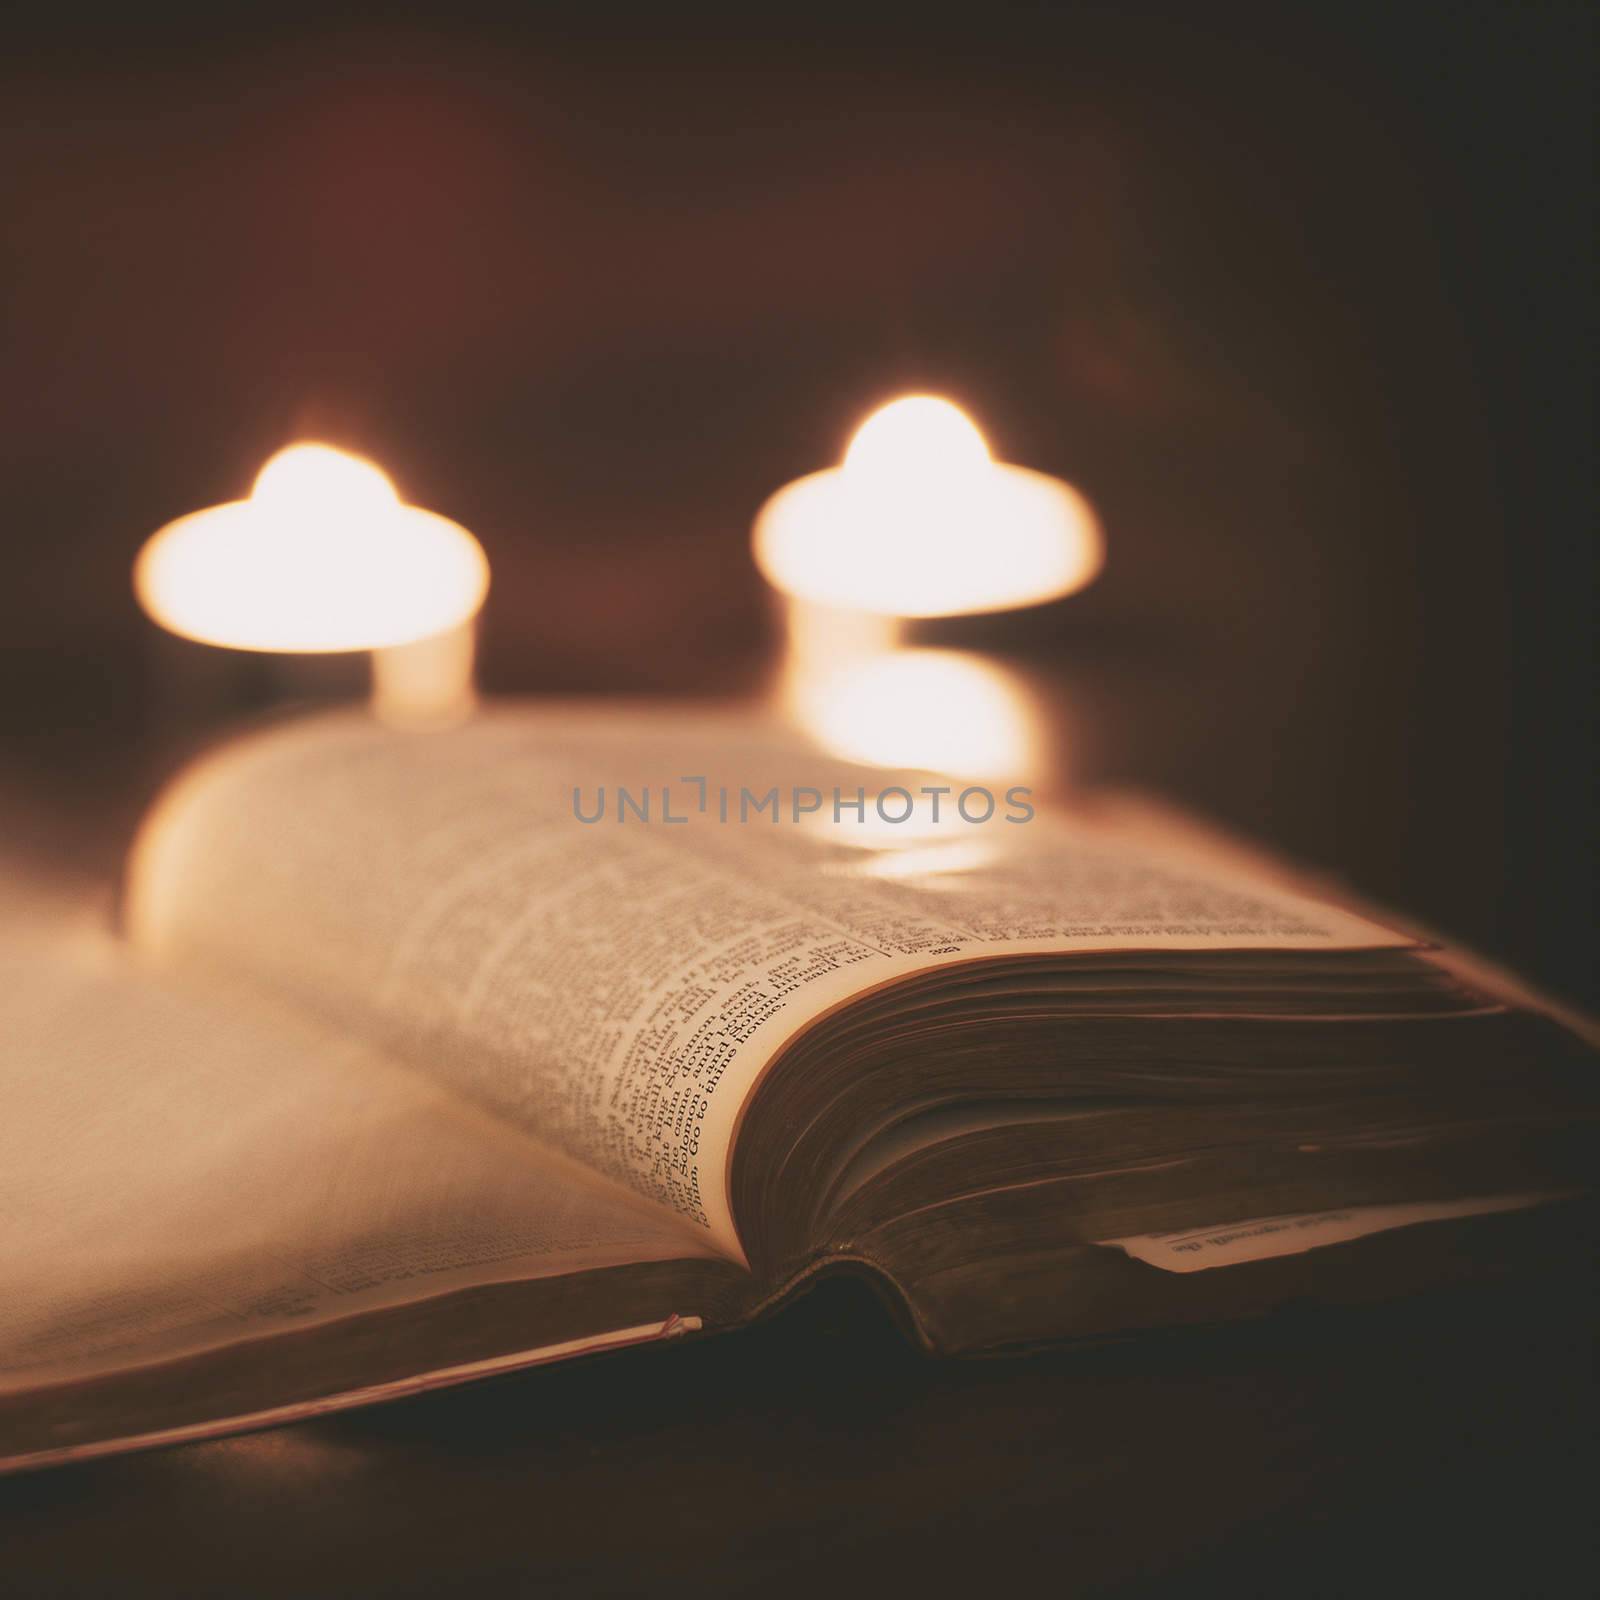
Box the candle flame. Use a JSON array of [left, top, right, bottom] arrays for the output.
[[753, 393, 1102, 617], [135, 443, 488, 654], [842, 395, 991, 480], [250, 443, 401, 518]]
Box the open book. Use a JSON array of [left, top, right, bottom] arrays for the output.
[[2, 705, 1593, 1471]]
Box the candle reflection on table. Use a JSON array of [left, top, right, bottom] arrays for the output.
[[782, 642, 1039, 780]]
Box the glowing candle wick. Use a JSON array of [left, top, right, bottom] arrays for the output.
[[250, 443, 402, 519], [842, 394, 991, 484]]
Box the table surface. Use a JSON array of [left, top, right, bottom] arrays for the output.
[[2, 1267, 1593, 1598]]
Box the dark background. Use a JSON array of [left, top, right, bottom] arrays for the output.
[[2, 1, 1593, 1004]]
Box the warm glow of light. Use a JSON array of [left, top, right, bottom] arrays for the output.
[[790, 647, 1038, 779], [799, 803, 1003, 879], [251, 442, 401, 519], [852, 838, 1001, 880], [842, 394, 991, 480], [752, 394, 1102, 617], [134, 443, 489, 654]]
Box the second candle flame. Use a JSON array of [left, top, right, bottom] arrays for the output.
[[752, 394, 1103, 618]]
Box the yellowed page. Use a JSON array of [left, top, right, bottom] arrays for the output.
[[127, 705, 1409, 1261], [1105, 1193, 1557, 1273], [0, 885, 716, 1395]]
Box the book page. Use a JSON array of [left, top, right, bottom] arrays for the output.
[[1104, 1193, 1557, 1273], [0, 884, 716, 1393], [126, 705, 1409, 1261]]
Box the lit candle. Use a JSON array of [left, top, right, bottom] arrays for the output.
[[753, 394, 1102, 619], [135, 443, 489, 726], [751, 395, 1101, 779]]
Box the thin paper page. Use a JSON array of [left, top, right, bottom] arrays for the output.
[[125, 707, 1411, 1260], [1105, 1193, 1555, 1273], [0, 891, 714, 1393]]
